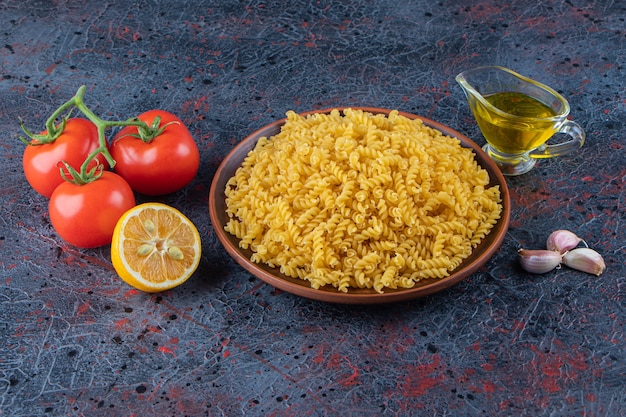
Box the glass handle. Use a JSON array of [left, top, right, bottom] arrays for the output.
[[529, 120, 586, 159]]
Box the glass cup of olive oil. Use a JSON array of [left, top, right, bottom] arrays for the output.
[[456, 66, 585, 175]]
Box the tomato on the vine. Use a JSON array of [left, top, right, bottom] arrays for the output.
[[110, 110, 200, 196], [49, 171, 136, 248], [22, 118, 109, 198]]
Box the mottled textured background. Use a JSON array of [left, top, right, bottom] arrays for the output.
[[1, 1, 624, 416]]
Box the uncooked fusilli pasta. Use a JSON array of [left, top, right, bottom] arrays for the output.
[[224, 109, 502, 293]]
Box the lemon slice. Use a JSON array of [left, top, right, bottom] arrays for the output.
[[111, 202, 201, 292]]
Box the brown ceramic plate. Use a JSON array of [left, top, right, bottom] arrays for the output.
[[209, 108, 510, 304]]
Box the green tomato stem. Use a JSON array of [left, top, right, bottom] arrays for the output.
[[71, 86, 117, 174], [21, 85, 173, 186], [24, 85, 160, 185]]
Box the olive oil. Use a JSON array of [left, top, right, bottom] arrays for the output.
[[485, 92, 556, 118], [457, 66, 585, 175], [473, 92, 558, 154]]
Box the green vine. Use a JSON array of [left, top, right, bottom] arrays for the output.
[[19, 85, 165, 185]]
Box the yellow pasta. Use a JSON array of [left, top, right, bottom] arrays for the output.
[[224, 109, 502, 293]]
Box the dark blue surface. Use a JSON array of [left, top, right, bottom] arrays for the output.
[[1, 1, 624, 416]]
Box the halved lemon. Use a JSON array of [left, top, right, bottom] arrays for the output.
[[111, 202, 201, 292]]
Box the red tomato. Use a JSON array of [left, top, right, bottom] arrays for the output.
[[23, 118, 108, 198], [110, 110, 200, 195], [49, 171, 136, 248]]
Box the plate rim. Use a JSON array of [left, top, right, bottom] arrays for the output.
[[208, 107, 511, 304]]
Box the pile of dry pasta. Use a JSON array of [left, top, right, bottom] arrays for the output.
[[224, 109, 502, 293]]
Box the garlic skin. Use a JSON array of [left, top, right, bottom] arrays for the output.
[[562, 248, 606, 276], [518, 249, 562, 274], [546, 230, 583, 254]]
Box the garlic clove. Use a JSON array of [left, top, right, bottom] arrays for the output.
[[518, 249, 562, 274], [562, 248, 606, 276], [546, 229, 584, 254]]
